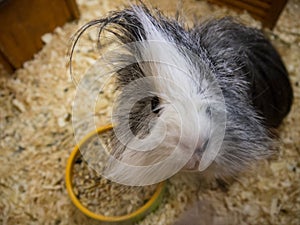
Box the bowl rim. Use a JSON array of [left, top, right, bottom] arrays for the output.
[[65, 124, 165, 222]]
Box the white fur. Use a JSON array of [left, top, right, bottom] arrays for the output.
[[104, 8, 226, 185]]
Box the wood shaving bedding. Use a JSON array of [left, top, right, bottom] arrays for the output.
[[0, 0, 299, 224]]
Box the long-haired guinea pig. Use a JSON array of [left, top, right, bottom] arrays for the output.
[[71, 4, 293, 181]]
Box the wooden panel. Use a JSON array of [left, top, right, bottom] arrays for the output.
[[65, 0, 80, 20], [211, 0, 267, 18], [239, 0, 271, 10], [0, 50, 13, 73], [266, 0, 288, 28], [0, 0, 79, 71], [208, 0, 288, 29]]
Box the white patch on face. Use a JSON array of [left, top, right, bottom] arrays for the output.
[[103, 8, 227, 185], [132, 6, 213, 149]]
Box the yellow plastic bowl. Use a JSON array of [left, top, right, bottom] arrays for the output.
[[65, 124, 166, 223]]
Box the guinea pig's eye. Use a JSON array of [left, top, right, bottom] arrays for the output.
[[151, 96, 160, 114], [205, 106, 212, 117]]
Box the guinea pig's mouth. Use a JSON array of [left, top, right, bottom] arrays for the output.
[[182, 154, 201, 171], [182, 139, 209, 171]]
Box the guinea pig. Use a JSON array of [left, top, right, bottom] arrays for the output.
[[70, 4, 293, 184]]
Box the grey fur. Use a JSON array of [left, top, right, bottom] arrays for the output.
[[70, 5, 293, 180]]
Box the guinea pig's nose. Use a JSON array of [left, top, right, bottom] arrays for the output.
[[198, 139, 209, 154], [193, 139, 209, 157]]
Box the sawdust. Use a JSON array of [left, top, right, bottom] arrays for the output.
[[72, 152, 157, 217], [0, 0, 299, 224]]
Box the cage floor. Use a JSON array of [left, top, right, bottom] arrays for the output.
[[0, 0, 299, 224]]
